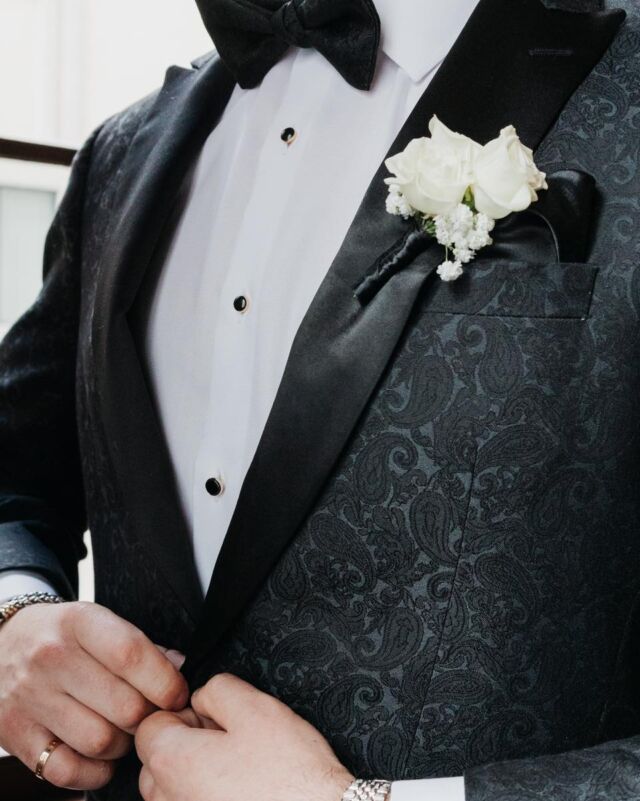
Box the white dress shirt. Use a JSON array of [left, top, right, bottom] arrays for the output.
[[1, 2, 479, 797]]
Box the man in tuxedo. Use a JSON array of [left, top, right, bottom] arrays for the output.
[[1, 0, 639, 799]]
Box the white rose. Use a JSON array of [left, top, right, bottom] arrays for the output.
[[385, 116, 478, 216], [472, 125, 548, 219]]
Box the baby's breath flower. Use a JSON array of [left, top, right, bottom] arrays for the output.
[[437, 260, 464, 282], [434, 215, 454, 247], [386, 185, 413, 219], [475, 213, 495, 233], [454, 245, 474, 264], [451, 203, 474, 229]]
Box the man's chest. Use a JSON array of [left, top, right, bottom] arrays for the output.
[[125, 47, 435, 586]]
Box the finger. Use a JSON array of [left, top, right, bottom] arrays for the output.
[[191, 672, 270, 731], [73, 605, 188, 710], [187, 708, 225, 731], [171, 706, 224, 731], [155, 645, 186, 671], [135, 710, 194, 766], [139, 766, 156, 801], [38, 692, 131, 761], [15, 722, 114, 791], [57, 648, 155, 733], [173, 707, 210, 728]]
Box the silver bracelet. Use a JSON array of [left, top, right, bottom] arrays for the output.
[[342, 779, 392, 801], [0, 591, 64, 628]]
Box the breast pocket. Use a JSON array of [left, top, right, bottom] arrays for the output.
[[423, 260, 599, 320]]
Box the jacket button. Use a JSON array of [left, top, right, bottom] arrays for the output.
[[205, 477, 224, 497]]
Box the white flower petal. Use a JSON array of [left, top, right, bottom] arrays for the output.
[[472, 185, 512, 220], [471, 125, 546, 218]]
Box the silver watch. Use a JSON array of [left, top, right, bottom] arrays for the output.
[[342, 779, 392, 801]]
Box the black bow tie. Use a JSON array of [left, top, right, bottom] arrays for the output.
[[195, 0, 381, 91]]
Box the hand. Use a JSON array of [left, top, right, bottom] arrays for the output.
[[135, 673, 353, 801], [0, 601, 188, 791]]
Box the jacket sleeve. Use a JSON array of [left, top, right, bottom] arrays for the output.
[[0, 128, 101, 599], [465, 735, 640, 800]]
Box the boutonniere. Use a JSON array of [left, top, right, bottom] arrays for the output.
[[384, 116, 548, 281]]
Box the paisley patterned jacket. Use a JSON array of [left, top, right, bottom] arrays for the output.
[[0, 0, 639, 799]]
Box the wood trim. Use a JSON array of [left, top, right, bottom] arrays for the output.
[[0, 754, 83, 800], [0, 139, 76, 167]]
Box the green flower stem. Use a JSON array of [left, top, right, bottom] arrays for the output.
[[422, 217, 436, 237], [463, 187, 477, 213]]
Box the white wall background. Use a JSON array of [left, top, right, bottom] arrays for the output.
[[0, 0, 212, 333], [0, 0, 212, 146]]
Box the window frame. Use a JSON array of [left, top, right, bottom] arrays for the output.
[[0, 141, 73, 338]]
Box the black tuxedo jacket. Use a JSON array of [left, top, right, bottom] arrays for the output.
[[1, 0, 639, 798]]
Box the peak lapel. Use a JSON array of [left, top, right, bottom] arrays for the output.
[[92, 57, 237, 621], [184, 0, 625, 679]]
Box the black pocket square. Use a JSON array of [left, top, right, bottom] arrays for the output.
[[484, 169, 596, 265]]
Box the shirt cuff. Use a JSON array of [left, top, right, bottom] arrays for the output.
[[0, 571, 59, 604], [391, 777, 465, 801]]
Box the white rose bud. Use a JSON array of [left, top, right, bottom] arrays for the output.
[[472, 125, 548, 220], [385, 116, 479, 216]]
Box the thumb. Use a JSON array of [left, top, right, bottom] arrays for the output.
[[135, 710, 191, 765], [173, 704, 223, 731], [174, 707, 204, 728], [191, 673, 263, 731]]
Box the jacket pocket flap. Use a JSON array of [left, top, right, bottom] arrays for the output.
[[423, 260, 599, 319]]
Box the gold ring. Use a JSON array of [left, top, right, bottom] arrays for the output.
[[34, 738, 61, 781]]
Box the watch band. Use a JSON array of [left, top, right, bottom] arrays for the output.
[[0, 591, 64, 628], [343, 779, 392, 801]]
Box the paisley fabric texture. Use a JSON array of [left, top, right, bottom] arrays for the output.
[[465, 735, 640, 800], [77, 96, 198, 651], [0, 2, 638, 801], [196, 0, 640, 795]]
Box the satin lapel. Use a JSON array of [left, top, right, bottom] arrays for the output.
[[92, 56, 236, 621], [184, 0, 625, 677]]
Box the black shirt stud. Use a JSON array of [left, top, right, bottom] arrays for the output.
[[233, 295, 249, 313], [205, 477, 224, 497], [281, 127, 297, 146]]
